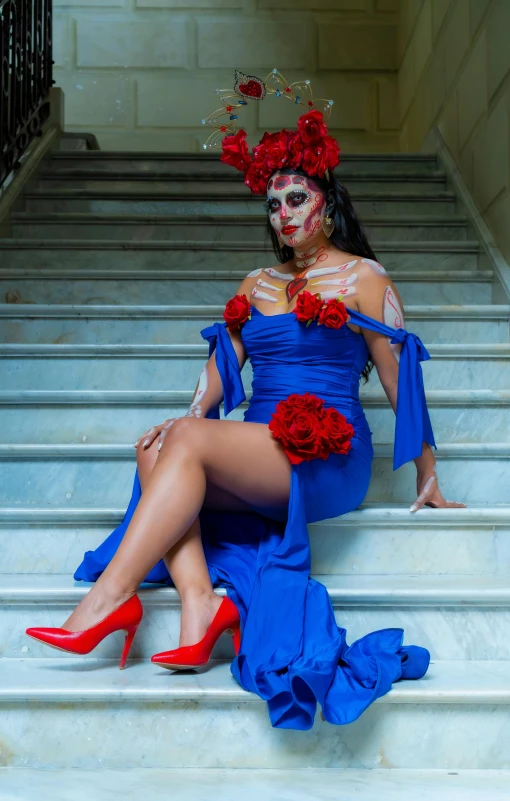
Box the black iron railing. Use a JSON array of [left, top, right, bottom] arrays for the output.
[[0, 0, 53, 188]]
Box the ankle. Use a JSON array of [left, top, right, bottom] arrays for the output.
[[180, 586, 218, 605]]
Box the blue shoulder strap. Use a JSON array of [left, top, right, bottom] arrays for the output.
[[347, 307, 437, 471], [200, 322, 246, 418]]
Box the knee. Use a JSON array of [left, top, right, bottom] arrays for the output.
[[136, 437, 159, 471], [158, 417, 201, 457]]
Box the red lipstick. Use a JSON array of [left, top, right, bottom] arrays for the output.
[[281, 224, 299, 235]]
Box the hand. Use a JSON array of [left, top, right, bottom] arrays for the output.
[[133, 418, 176, 452], [410, 464, 467, 513]]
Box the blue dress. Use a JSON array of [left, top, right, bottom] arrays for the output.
[[74, 303, 437, 731]]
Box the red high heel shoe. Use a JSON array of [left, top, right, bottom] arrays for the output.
[[26, 594, 143, 670], [151, 595, 241, 670]]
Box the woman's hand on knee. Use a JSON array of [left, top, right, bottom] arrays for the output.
[[133, 418, 176, 451]]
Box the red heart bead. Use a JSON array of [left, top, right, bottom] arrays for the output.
[[286, 276, 308, 302], [239, 80, 263, 99]]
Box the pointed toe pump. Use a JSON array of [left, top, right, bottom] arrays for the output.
[[151, 595, 241, 670], [26, 594, 143, 670]]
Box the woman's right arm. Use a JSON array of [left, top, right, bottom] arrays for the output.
[[134, 277, 254, 452]]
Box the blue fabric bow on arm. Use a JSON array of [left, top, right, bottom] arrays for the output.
[[200, 322, 246, 418], [347, 308, 437, 472]]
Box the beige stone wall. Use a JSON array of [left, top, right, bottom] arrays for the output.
[[398, 0, 510, 262], [53, 0, 400, 153]]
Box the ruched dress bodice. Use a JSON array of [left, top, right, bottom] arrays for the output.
[[244, 306, 371, 432], [75, 301, 437, 731]]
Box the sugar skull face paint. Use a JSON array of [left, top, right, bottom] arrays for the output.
[[265, 171, 327, 249]]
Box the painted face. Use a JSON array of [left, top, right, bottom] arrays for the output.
[[265, 172, 327, 248]]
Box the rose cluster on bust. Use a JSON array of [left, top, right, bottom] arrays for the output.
[[220, 110, 341, 195], [222, 291, 349, 332]]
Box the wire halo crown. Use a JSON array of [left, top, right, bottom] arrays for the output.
[[201, 68, 335, 151]]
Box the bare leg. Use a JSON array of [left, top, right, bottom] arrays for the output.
[[62, 418, 291, 633], [137, 440, 252, 645]]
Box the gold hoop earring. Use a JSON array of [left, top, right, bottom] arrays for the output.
[[322, 214, 334, 238]]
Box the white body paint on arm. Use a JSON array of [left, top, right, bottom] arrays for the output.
[[383, 285, 404, 362]]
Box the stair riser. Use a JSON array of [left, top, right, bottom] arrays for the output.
[[0, 404, 506, 445], [1, 318, 505, 345], [24, 197, 458, 217], [0, 248, 481, 273], [2, 523, 507, 577], [11, 222, 470, 243], [7, 604, 510, 662], [0, 457, 501, 505], [0, 278, 491, 307], [47, 156, 440, 175], [0, 702, 507, 769], [37, 177, 448, 194], [1, 356, 507, 390]]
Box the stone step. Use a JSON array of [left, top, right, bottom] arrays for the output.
[[1, 343, 507, 390], [0, 239, 482, 272], [23, 188, 459, 218], [1, 504, 507, 578], [1, 767, 509, 801], [10, 213, 472, 242], [1, 304, 507, 345], [0, 657, 508, 769], [0, 443, 505, 505], [38, 171, 448, 194], [0, 269, 493, 307], [48, 151, 440, 175], [5, 574, 510, 662], [0, 390, 506, 445]]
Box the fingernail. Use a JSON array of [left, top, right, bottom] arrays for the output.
[[409, 503, 417, 512], [158, 441, 162, 451], [143, 439, 149, 447]]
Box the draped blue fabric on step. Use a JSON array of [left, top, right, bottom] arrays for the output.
[[74, 305, 435, 730]]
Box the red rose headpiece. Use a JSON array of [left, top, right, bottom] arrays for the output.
[[202, 69, 340, 196]]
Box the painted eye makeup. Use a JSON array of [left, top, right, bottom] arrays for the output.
[[264, 189, 312, 214]]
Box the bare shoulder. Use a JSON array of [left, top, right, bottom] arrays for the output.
[[355, 258, 406, 326]]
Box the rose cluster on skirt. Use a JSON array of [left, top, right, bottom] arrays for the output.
[[268, 392, 355, 466]]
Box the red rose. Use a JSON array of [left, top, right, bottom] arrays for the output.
[[298, 110, 329, 147], [251, 132, 273, 163], [292, 290, 323, 325], [318, 298, 349, 329], [287, 132, 304, 170], [244, 163, 270, 195], [220, 129, 253, 173], [324, 135, 341, 170], [322, 407, 354, 456], [269, 394, 329, 465], [302, 145, 329, 177], [223, 293, 251, 332], [265, 130, 290, 171], [283, 391, 325, 416]]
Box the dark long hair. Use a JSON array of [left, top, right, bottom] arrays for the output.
[[265, 166, 376, 383]]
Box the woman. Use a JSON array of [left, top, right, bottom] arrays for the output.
[[25, 108, 466, 731]]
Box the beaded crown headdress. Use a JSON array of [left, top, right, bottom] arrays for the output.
[[201, 69, 340, 196]]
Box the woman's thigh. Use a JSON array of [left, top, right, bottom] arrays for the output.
[[138, 418, 291, 514], [158, 417, 292, 512]]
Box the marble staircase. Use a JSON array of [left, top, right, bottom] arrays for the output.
[[0, 150, 509, 797]]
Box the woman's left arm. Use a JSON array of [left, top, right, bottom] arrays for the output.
[[355, 263, 466, 513]]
